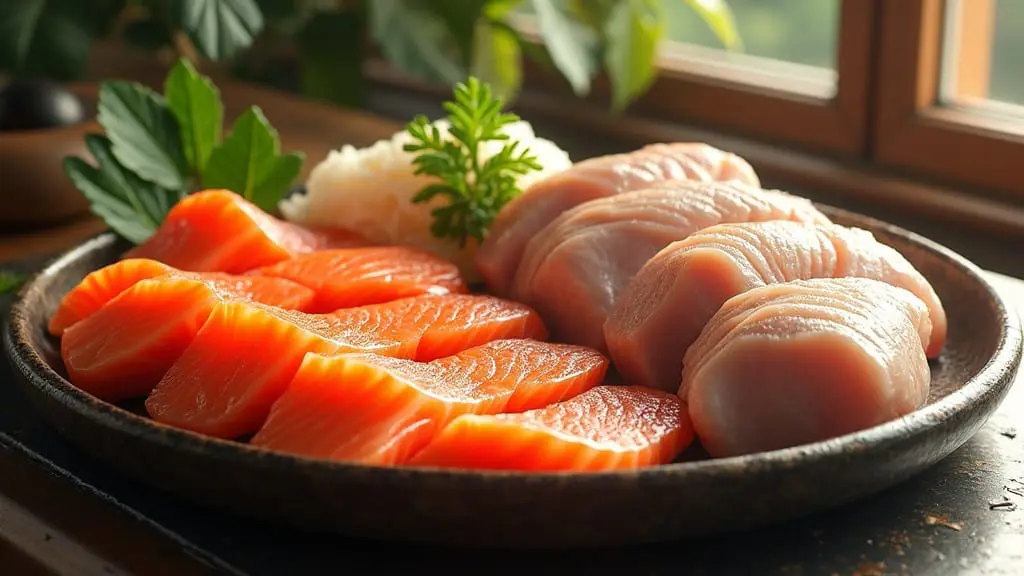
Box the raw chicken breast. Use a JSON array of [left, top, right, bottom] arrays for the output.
[[475, 143, 760, 296], [511, 181, 831, 351], [605, 221, 948, 392], [680, 277, 933, 459]]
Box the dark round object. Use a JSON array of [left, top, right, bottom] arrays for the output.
[[3, 206, 1022, 548], [0, 79, 87, 132]]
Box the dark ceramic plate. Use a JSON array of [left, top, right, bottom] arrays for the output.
[[3, 205, 1022, 549]]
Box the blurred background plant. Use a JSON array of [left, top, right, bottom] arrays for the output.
[[0, 0, 741, 111]]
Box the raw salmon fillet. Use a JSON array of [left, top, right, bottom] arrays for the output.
[[48, 259, 177, 336], [680, 277, 933, 459], [145, 294, 549, 439], [47, 258, 322, 336], [249, 247, 468, 313], [511, 182, 831, 351], [249, 339, 608, 465], [606, 221, 948, 392], [124, 189, 368, 273], [476, 143, 760, 297], [408, 385, 693, 471], [60, 274, 315, 402]]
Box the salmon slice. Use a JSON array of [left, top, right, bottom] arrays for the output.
[[476, 143, 761, 297], [248, 247, 469, 313], [47, 258, 320, 336], [408, 385, 693, 471], [145, 295, 549, 439], [511, 182, 831, 351], [48, 259, 177, 336], [249, 339, 608, 465], [680, 277, 933, 459], [60, 273, 315, 402], [124, 189, 368, 273], [606, 221, 948, 392]]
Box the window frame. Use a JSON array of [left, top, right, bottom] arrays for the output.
[[874, 0, 1024, 196], [517, 0, 876, 156]]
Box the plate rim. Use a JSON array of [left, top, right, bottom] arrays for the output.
[[4, 204, 1022, 486]]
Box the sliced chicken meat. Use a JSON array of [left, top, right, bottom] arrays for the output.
[[510, 181, 831, 351], [605, 221, 948, 392], [680, 277, 933, 459], [475, 143, 760, 296]]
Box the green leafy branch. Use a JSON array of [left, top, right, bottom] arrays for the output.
[[404, 77, 543, 247], [0, 0, 740, 115], [63, 58, 303, 244], [373, 0, 743, 111]]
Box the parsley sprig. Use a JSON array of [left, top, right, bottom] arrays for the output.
[[63, 58, 304, 245], [403, 77, 543, 248]]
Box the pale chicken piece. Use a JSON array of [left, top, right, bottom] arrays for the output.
[[605, 221, 948, 392], [475, 143, 760, 296], [510, 182, 831, 352], [680, 277, 933, 459]]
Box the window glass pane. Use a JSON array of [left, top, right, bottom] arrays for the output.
[[988, 0, 1024, 106], [513, 1, 841, 96], [663, 0, 841, 71], [942, 0, 1024, 111]]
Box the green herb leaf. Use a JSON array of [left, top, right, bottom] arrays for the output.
[[470, 20, 523, 104], [0, 271, 27, 296], [97, 81, 190, 192], [370, 0, 466, 84], [164, 58, 223, 180], [64, 134, 181, 244], [604, 0, 665, 112], [682, 0, 742, 51], [403, 77, 543, 247], [528, 0, 600, 96], [171, 0, 264, 61], [202, 106, 304, 212], [0, 0, 94, 81]]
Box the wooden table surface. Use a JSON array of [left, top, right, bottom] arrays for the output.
[[1, 81, 1022, 575]]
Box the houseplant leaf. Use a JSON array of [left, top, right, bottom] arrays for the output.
[[0, 0, 95, 80], [682, 0, 742, 50], [604, 0, 665, 112], [471, 20, 523, 104], [370, 0, 466, 84], [529, 0, 600, 96], [170, 0, 264, 61]]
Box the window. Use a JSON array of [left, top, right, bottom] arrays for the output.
[[514, 1, 873, 154], [662, 0, 840, 77], [509, 0, 1024, 201], [875, 0, 1024, 196]]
